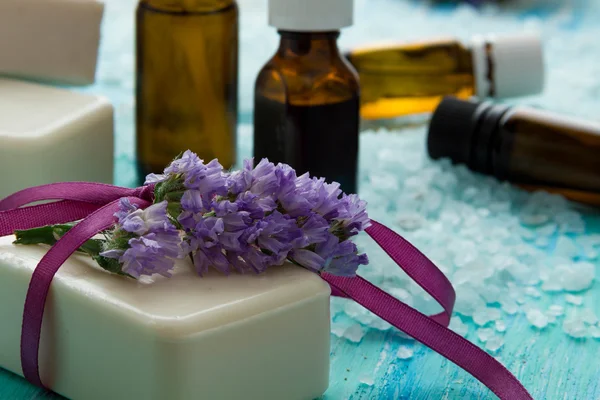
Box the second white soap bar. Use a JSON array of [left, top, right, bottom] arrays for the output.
[[0, 236, 331, 400], [0, 0, 104, 85], [0, 78, 114, 199]]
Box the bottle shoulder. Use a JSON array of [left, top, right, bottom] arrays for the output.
[[255, 53, 359, 106], [139, 0, 236, 13]]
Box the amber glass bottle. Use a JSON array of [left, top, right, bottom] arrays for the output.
[[253, 0, 360, 194], [345, 34, 544, 120], [136, 0, 238, 183], [428, 97, 600, 206]]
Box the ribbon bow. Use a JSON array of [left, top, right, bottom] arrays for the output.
[[0, 182, 532, 400]]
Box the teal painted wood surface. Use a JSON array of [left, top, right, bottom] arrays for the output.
[[2, 0, 600, 399]]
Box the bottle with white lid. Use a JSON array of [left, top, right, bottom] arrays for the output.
[[344, 33, 544, 120], [253, 0, 360, 194]]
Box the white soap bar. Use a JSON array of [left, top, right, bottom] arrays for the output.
[[0, 236, 331, 400], [0, 79, 114, 199], [0, 0, 104, 85]]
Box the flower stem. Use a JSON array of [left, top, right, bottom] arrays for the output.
[[14, 224, 104, 257]]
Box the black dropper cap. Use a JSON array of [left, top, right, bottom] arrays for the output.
[[427, 96, 510, 174]]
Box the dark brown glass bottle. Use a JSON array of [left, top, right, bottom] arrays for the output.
[[136, 0, 238, 183], [428, 97, 600, 206], [253, 0, 360, 194]]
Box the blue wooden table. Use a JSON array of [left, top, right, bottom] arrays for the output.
[[2, 0, 600, 399]]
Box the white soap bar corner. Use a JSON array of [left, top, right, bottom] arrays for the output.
[[0, 236, 331, 400], [0, 0, 104, 85], [0, 78, 114, 199]]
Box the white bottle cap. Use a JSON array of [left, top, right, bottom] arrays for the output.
[[471, 33, 545, 98], [269, 0, 354, 32]]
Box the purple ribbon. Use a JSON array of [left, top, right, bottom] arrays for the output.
[[0, 182, 532, 399]]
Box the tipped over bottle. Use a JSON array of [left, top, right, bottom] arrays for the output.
[[345, 34, 544, 120], [428, 97, 600, 207]]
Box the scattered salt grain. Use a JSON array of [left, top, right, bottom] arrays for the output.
[[501, 299, 519, 315], [396, 346, 414, 360], [449, 316, 469, 337], [485, 336, 505, 353], [331, 322, 346, 338], [495, 320, 507, 333], [526, 309, 549, 329], [525, 287, 541, 298], [344, 324, 366, 343], [477, 328, 496, 343], [397, 212, 425, 231], [558, 262, 596, 292], [563, 318, 588, 339], [473, 308, 494, 326], [547, 305, 565, 317], [536, 223, 557, 237], [565, 294, 584, 306], [580, 309, 598, 325], [359, 375, 375, 386], [554, 236, 580, 259]]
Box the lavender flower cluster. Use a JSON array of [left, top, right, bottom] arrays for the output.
[[105, 151, 370, 279]]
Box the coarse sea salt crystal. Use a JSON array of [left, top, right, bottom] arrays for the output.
[[359, 375, 375, 386], [396, 346, 414, 360], [449, 316, 469, 337], [477, 328, 496, 343], [495, 320, 507, 333], [525, 287, 542, 298], [589, 325, 600, 339], [344, 324, 366, 343], [554, 236, 580, 259], [485, 336, 505, 353], [501, 299, 520, 315], [565, 294, 584, 306], [473, 308, 494, 326], [547, 305, 565, 317], [563, 318, 588, 339], [526, 309, 549, 329], [579, 309, 598, 325], [559, 262, 596, 292]]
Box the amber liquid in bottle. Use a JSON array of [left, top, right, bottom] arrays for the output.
[[253, 31, 360, 194], [345, 40, 474, 120], [498, 109, 600, 206], [136, 0, 238, 183]]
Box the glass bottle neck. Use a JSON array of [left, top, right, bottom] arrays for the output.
[[276, 31, 342, 59], [140, 0, 235, 13]]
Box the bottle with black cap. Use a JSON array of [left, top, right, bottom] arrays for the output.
[[345, 33, 544, 120], [428, 97, 600, 206], [253, 0, 360, 194]]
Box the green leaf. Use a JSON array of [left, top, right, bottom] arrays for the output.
[[93, 255, 133, 278]]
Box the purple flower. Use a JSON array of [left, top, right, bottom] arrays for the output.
[[293, 213, 330, 248], [227, 159, 253, 195], [311, 180, 344, 220], [244, 211, 302, 264], [249, 159, 280, 197], [336, 194, 371, 237], [234, 191, 276, 219], [187, 217, 231, 275], [142, 155, 371, 278], [101, 200, 184, 278], [289, 233, 368, 276]]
